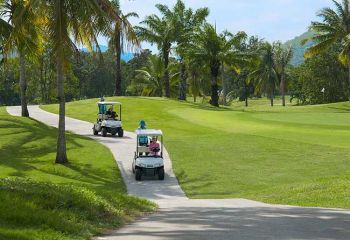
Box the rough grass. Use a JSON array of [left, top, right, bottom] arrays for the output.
[[0, 107, 156, 240], [42, 97, 350, 209]]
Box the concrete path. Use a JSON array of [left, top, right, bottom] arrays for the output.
[[7, 106, 350, 240]]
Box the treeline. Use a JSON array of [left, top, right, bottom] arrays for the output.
[[2, 0, 350, 109]]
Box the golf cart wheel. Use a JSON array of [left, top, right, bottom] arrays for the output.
[[102, 128, 107, 137], [135, 168, 142, 181], [158, 167, 164, 180], [118, 128, 124, 137], [93, 127, 98, 136]]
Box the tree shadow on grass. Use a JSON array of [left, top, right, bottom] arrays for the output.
[[0, 116, 124, 195]]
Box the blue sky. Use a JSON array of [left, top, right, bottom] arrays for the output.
[[99, 0, 332, 51]]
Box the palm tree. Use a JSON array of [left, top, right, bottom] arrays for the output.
[[273, 42, 293, 106], [134, 55, 164, 96], [132, 54, 179, 97], [305, 0, 350, 98], [190, 24, 247, 107], [0, 0, 40, 117], [249, 43, 278, 107], [167, 0, 209, 101], [37, 0, 118, 164], [108, 0, 138, 96], [135, 6, 175, 98]]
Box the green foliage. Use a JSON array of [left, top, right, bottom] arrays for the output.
[[289, 43, 348, 104]]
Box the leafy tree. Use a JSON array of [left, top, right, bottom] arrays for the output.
[[249, 42, 278, 106], [129, 54, 179, 96], [290, 42, 348, 104], [166, 0, 209, 100], [37, 0, 117, 164], [190, 24, 247, 107], [0, 0, 40, 116], [273, 42, 293, 106], [131, 55, 164, 96], [305, 0, 350, 98], [108, 0, 138, 96], [135, 5, 176, 98]]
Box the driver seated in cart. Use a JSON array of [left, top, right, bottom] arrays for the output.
[[149, 136, 160, 156], [106, 106, 117, 119]]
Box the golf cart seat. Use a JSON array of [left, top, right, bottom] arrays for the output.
[[138, 146, 150, 153], [98, 114, 108, 120]]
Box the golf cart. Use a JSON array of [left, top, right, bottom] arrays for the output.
[[93, 101, 124, 137], [132, 129, 164, 181]]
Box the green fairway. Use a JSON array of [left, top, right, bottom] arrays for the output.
[[42, 98, 350, 209], [0, 107, 155, 240]]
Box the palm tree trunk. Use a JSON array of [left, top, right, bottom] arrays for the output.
[[280, 74, 286, 107], [55, 56, 68, 164], [19, 52, 29, 117], [245, 84, 248, 107], [221, 63, 227, 106], [210, 65, 219, 107], [163, 46, 170, 98], [270, 93, 274, 107], [348, 51, 350, 101], [114, 30, 122, 96], [178, 61, 187, 100]]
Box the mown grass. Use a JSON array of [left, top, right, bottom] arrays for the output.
[[42, 97, 350, 209], [0, 107, 156, 240]]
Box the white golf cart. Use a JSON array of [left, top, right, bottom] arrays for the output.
[[93, 101, 124, 137], [132, 129, 165, 181]]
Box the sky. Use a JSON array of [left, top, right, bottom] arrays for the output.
[[99, 0, 332, 51]]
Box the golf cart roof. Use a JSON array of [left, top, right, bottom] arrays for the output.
[[97, 101, 121, 105], [136, 129, 163, 136]]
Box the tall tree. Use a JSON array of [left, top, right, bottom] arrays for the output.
[[134, 54, 164, 97], [190, 24, 247, 107], [273, 42, 293, 106], [135, 5, 175, 97], [305, 0, 350, 99], [249, 43, 278, 107], [0, 0, 40, 117], [108, 0, 138, 96], [168, 0, 209, 100], [38, 0, 118, 164]]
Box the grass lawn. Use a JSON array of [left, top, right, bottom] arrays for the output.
[[42, 97, 350, 209], [0, 107, 155, 240]]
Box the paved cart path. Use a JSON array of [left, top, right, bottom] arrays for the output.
[[7, 106, 350, 240]]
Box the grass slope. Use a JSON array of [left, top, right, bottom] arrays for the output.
[[42, 98, 350, 209], [0, 107, 155, 240]]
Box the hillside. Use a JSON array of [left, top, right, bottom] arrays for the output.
[[284, 31, 314, 66], [81, 45, 134, 62]]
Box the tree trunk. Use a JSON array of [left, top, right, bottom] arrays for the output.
[[55, 56, 68, 164], [163, 46, 170, 98], [245, 97, 248, 107], [19, 52, 29, 117], [178, 61, 187, 100], [280, 74, 286, 107], [114, 30, 122, 96], [221, 63, 227, 106], [210, 64, 220, 107], [270, 94, 274, 107], [348, 51, 350, 101]]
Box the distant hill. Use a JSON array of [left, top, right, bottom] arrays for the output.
[[284, 31, 315, 66], [81, 45, 134, 62]]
